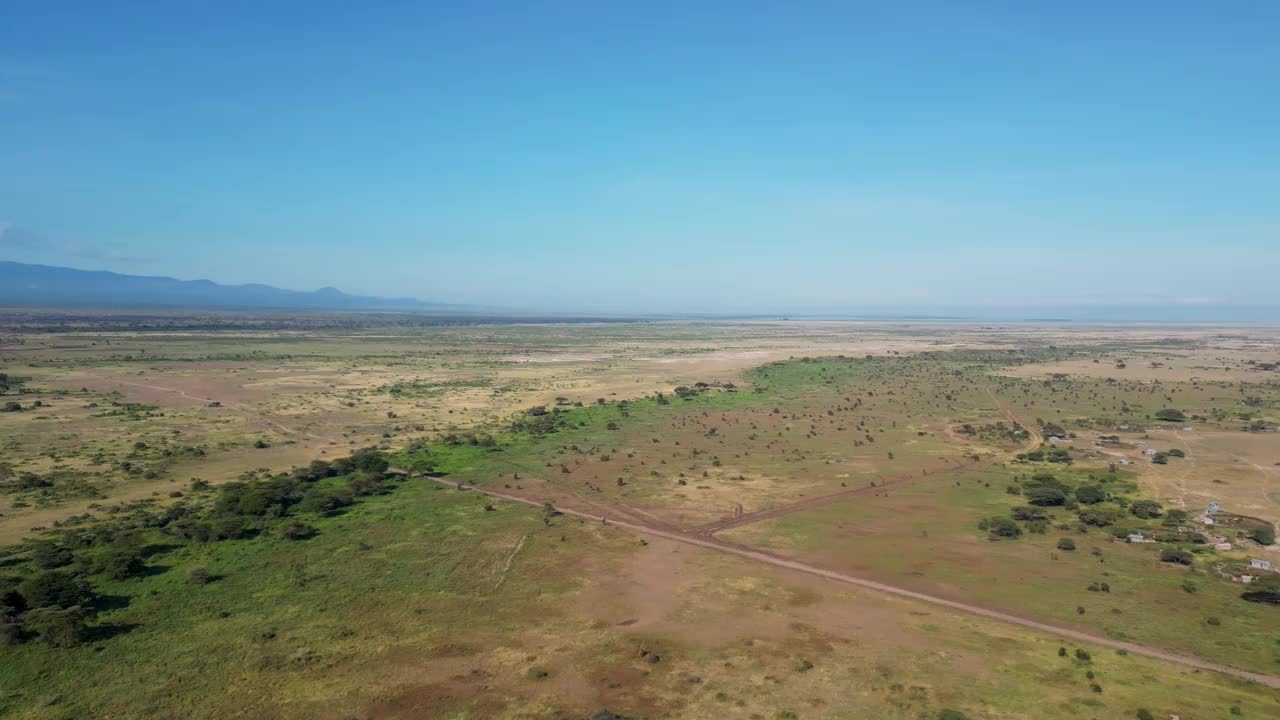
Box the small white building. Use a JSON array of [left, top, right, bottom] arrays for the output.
[[1127, 532, 1147, 543], [1250, 558, 1273, 571], [1193, 514, 1216, 526], [1215, 542, 1232, 551], [1143, 448, 1158, 456]]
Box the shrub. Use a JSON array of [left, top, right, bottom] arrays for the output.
[[1078, 507, 1122, 527], [16, 473, 50, 489], [987, 517, 1021, 538], [1010, 506, 1046, 521], [1057, 538, 1076, 551], [1027, 471, 1065, 489], [278, 521, 318, 540], [1159, 548, 1193, 565], [0, 613, 23, 645], [187, 566, 212, 585], [1044, 448, 1073, 464], [590, 712, 635, 720]]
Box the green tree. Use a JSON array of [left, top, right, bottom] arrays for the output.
[[1129, 500, 1163, 519], [1078, 507, 1123, 527], [1159, 548, 1193, 565], [1241, 573, 1280, 603], [298, 487, 354, 515], [1056, 538, 1076, 551], [1073, 485, 1105, 505], [19, 571, 94, 609], [351, 448, 390, 475], [97, 546, 146, 580], [25, 605, 91, 647], [30, 541, 74, 570], [1249, 523, 1276, 545], [1025, 486, 1067, 506]]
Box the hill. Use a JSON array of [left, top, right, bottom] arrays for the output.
[[0, 261, 456, 310]]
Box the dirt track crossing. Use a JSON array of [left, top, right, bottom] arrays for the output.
[[427, 475, 1280, 690]]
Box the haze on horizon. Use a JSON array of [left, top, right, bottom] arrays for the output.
[[2, 3, 1278, 317]]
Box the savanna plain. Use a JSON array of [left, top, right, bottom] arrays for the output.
[[1, 312, 1278, 720]]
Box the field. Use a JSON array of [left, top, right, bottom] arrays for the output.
[[2, 313, 1279, 719]]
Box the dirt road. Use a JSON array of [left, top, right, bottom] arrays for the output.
[[989, 389, 1043, 453], [429, 475, 1280, 690]]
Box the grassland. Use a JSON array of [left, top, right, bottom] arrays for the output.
[[3, 478, 1277, 720], [2, 315, 1278, 718]]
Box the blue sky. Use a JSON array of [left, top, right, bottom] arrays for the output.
[[2, 2, 1278, 314]]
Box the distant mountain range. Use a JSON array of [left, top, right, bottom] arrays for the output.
[[0, 261, 462, 311]]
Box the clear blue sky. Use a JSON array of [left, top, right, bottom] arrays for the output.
[[2, 2, 1278, 314]]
